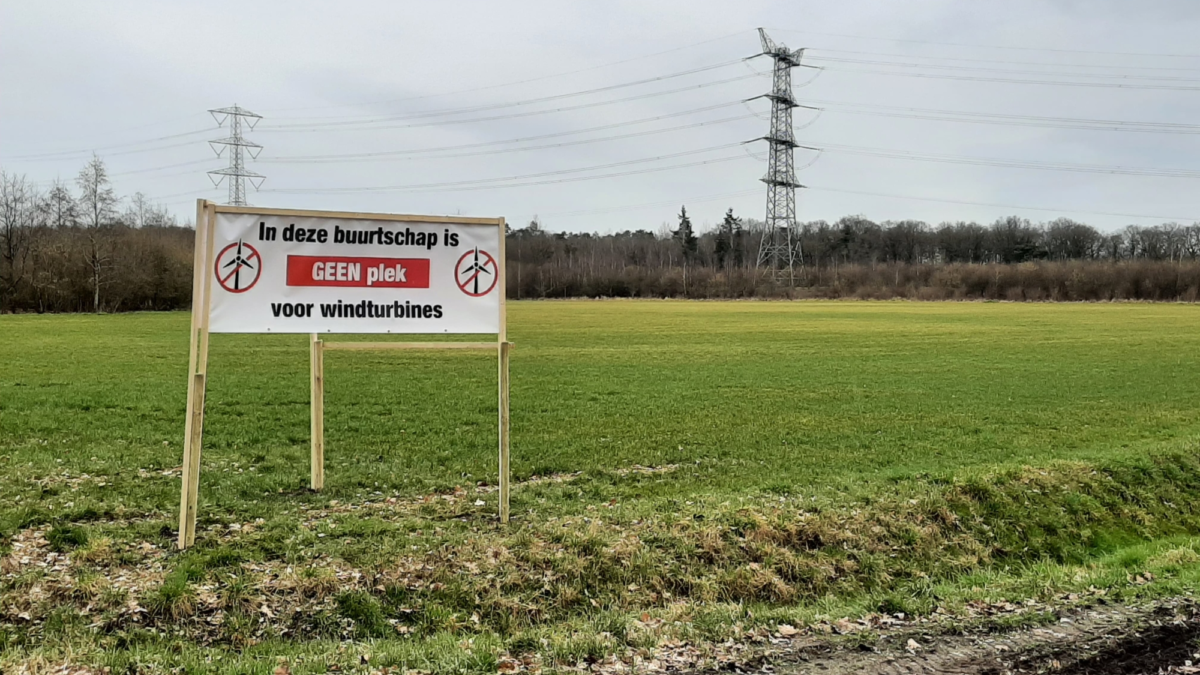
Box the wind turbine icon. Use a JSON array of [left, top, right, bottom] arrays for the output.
[[459, 247, 492, 295], [220, 240, 257, 291]]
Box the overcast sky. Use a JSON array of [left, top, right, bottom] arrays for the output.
[[3, 0, 1199, 233]]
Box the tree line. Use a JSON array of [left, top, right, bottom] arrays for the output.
[[5, 159, 1200, 312], [1, 159, 192, 312], [507, 207, 1200, 300]]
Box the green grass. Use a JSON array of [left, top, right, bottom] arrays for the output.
[[3, 300, 1200, 673]]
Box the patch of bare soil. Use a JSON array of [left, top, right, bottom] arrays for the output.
[[758, 598, 1200, 675]]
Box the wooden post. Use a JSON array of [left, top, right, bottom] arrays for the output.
[[497, 217, 510, 524], [178, 201, 215, 549], [498, 341, 511, 523], [310, 333, 325, 491]]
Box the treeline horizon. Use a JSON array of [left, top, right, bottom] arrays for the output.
[[505, 207, 1200, 301], [6, 159, 1200, 312]]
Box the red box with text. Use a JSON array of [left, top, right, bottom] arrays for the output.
[[286, 255, 431, 288]]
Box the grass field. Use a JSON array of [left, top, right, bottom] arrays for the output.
[[4, 300, 1200, 673]]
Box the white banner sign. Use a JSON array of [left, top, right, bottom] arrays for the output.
[[208, 212, 502, 334]]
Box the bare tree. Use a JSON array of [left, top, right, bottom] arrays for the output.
[[0, 171, 39, 311], [125, 192, 149, 228], [76, 155, 117, 312], [41, 180, 78, 229], [1044, 218, 1101, 261]]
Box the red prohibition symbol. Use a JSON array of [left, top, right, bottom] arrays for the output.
[[214, 240, 262, 293], [455, 247, 498, 297]]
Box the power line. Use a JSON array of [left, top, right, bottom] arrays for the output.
[[798, 141, 1200, 178], [541, 188, 761, 219], [308, 154, 753, 194], [808, 185, 1198, 222], [257, 73, 763, 135], [263, 143, 751, 194], [805, 54, 1200, 83], [804, 99, 1200, 134], [109, 159, 213, 178], [261, 101, 748, 162], [814, 65, 1200, 90], [9, 72, 764, 194], [6, 44, 756, 163], [766, 27, 1200, 59], [2, 129, 211, 162], [268, 58, 749, 129], [145, 188, 221, 204], [808, 47, 1200, 73], [8, 43, 755, 166], [263, 29, 752, 115], [258, 73, 763, 135], [261, 113, 755, 165]]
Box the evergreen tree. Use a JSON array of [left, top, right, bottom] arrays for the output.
[[673, 205, 697, 264], [715, 208, 741, 269], [732, 213, 745, 268]]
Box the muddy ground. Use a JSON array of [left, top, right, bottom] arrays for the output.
[[740, 598, 1200, 675]]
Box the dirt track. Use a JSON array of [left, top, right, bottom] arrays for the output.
[[755, 598, 1200, 675]]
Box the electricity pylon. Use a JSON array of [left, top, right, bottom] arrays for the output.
[[749, 29, 810, 283], [208, 105, 264, 206]]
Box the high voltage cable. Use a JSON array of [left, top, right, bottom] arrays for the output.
[[804, 99, 1200, 134], [10, 139, 208, 164], [7, 41, 756, 161], [541, 188, 762, 218], [276, 155, 752, 194], [145, 188, 220, 204], [104, 160, 214, 180], [1, 115, 210, 161], [149, 184, 1195, 223], [267, 58, 749, 129], [263, 101, 748, 162], [7, 50, 756, 164], [766, 27, 1200, 58], [87, 104, 759, 178], [11, 76, 761, 177], [261, 114, 755, 165], [180, 134, 1200, 197], [809, 47, 1200, 72], [806, 55, 1200, 82], [827, 108, 1200, 134], [808, 186, 1198, 222], [814, 66, 1200, 91], [798, 142, 1200, 178], [542, 186, 1198, 222], [115, 166, 216, 182], [17, 26, 1200, 216], [263, 29, 753, 115], [3, 129, 211, 162], [28, 160, 220, 185], [263, 142, 749, 193], [257, 73, 763, 134]]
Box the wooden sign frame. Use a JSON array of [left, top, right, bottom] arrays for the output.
[[178, 200, 510, 549]]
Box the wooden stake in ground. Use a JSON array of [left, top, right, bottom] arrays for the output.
[[499, 340, 511, 523], [310, 333, 325, 491], [497, 217, 510, 523], [178, 200, 215, 550]]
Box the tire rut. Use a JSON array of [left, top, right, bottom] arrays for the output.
[[755, 598, 1200, 675]]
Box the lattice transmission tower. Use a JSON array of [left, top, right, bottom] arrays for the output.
[[207, 105, 264, 206], [750, 29, 809, 283]]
